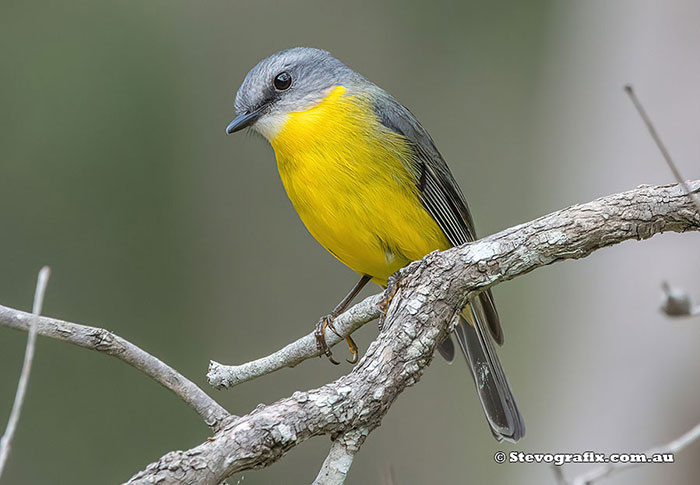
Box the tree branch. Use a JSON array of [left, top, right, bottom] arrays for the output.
[[0, 304, 230, 432], [127, 181, 700, 485], [626, 85, 700, 320], [625, 85, 700, 213], [0, 267, 50, 479], [562, 421, 700, 484], [207, 294, 383, 389], [313, 428, 368, 485]]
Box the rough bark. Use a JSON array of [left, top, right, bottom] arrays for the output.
[[127, 181, 700, 484]]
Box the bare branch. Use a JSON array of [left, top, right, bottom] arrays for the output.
[[32, 268, 51, 316], [0, 304, 230, 431], [208, 294, 383, 389], [564, 421, 700, 485], [313, 428, 368, 485], [554, 94, 700, 485], [551, 464, 567, 485], [0, 266, 51, 478], [625, 85, 700, 213], [128, 181, 700, 485], [625, 84, 700, 320]]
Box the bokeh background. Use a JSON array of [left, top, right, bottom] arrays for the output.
[[1, 1, 699, 483]]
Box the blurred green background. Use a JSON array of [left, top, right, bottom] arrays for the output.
[[2, 0, 699, 483]]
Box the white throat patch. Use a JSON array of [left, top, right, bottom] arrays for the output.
[[253, 112, 289, 140]]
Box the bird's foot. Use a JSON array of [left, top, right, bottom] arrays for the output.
[[314, 314, 359, 365]]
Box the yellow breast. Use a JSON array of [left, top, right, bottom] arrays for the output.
[[269, 86, 450, 285]]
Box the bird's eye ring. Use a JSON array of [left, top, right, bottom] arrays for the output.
[[273, 71, 292, 91]]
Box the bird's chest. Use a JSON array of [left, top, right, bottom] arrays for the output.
[[267, 88, 448, 281], [272, 120, 409, 263]]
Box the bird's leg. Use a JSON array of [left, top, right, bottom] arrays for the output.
[[316, 275, 371, 365]]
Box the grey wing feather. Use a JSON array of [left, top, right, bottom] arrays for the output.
[[373, 93, 502, 342], [373, 92, 524, 442], [372, 94, 476, 245]]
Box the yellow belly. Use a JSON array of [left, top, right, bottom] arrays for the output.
[[269, 86, 450, 285]]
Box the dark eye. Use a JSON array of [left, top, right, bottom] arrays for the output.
[[273, 71, 292, 91]]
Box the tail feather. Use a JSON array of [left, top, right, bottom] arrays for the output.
[[437, 332, 456, 362], [451, 296, 525, 442], [478, 289, 503, 345]]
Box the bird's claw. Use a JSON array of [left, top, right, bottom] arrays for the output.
[[345, 335, 359, 364], [314, 314, 360, 365], [315, 315, 340, 365]]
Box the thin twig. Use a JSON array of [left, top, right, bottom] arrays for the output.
[[565, 421, 700, 485], [624, 84, 700, 213], [0, 266, 51, 479], [551, 463, 567, 485], [207, 294, 382, 389], [576, 86, 698, 479], [626, 84, 700, 319], [556, 88, 700, 485], [380, 465, 397, 485], [660, 281, 700, 317], [0, 304, 230, 431]]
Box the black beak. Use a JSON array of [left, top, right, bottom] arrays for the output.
[[225, 108, 261, 134]]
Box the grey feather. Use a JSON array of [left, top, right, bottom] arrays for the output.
[[456, 310, 525, 442], [371, 86, 523, 441], [372, 92, 504, 344], [234, 47, 364, 120], [437, 334, 456, 362]]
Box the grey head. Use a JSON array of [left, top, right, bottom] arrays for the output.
[[225, 47, 367, 139]]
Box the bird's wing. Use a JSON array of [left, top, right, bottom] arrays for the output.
[[373, 92, 525, 442], [372, 94, 477, 246], [372, 93, 503, 339]]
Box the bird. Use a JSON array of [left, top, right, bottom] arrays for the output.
[[225, 47, 525, 442]]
